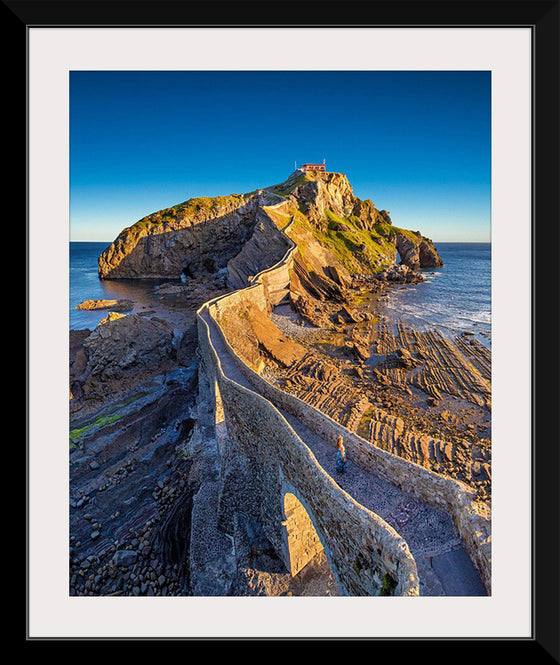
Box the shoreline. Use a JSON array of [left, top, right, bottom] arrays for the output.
[[374, 276, 492, 350], [262, 277, 492, 503]]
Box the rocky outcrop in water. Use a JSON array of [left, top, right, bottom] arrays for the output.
[[393, 229, 444, 270], [75, 298, 135, 312], [377, 264, 425, 284]]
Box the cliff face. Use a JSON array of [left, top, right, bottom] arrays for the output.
[[98, 194, 264, 280], [285, 171, 356, 224], [226, 206, 293, 291], [286, 171, 391, 232], [98, 170, 442, 281]]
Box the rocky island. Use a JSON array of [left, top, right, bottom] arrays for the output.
[[69, 169, 490, 598]]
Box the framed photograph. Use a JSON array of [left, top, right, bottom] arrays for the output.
[[20, 0, 558, 652]]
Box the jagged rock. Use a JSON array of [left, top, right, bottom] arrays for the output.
[[70, 348, 89, 382], [352, 342, 370, 362], [339, 305, 361, 323], [227, 208, 292, 290], [291, 172, 356, 225], [351, 198, 390, 229], [395, 348, 421, 369], [379, 264, 425, 284], [239, 303, 308, 367], [289, 276, 331, 328], [99, 311, 127, 325], [75, 298, 135, 312], [394, 230, 443, 270], [216, 301, 308, 371], [291, 257, 348, 304], [74, 314, 176, 402]]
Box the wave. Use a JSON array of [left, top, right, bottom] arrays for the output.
[[383, 298, 491, 330]]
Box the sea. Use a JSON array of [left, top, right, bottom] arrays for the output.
[[378, 242, 491, 348], [69, 241, 178, 331], [70, 241, 491, 347]]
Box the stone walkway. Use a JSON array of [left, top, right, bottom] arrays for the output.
[[202, 308, 487, 596]]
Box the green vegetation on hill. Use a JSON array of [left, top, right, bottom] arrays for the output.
[[128, 194, 247, 234], [286, 205, 396, 275], [314, 209, 395, 274], [264, 207, 293, 230], [271, 173, 313, 198], [376, 223, 420, 244]]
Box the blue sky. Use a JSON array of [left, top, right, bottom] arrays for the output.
[[70, 70, 490, 242]]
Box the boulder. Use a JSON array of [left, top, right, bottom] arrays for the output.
[[338, 305, 361, 323], [239, 303, 308, 368], [112, 550, 138, 567], [395, 347, 421, 369], [76, 314, 176, 400]]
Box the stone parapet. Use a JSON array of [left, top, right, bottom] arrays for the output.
[[197, 305, 419, 596], [196, 199, 490, 596]]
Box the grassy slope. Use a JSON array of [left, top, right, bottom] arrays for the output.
[[291, 208, 396, 276], [130, 194, 248, 234]]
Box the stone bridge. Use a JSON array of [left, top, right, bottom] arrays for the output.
[[196, 202, 491, 597]]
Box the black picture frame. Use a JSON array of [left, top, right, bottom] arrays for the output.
[[17, 0, 558, 656]]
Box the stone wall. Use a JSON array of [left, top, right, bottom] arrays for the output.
[[197, 307, 419, 596], [215, 336, 491, 592], [196, 201, 491, 596]]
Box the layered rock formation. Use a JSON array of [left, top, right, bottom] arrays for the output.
[[70, 313, 177, 404], [226, 206, 293, 291], [393, 229, 443, 270], [98, 194, 265, 280]]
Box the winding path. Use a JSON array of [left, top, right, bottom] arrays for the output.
[[200, 307, 487, 596]]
